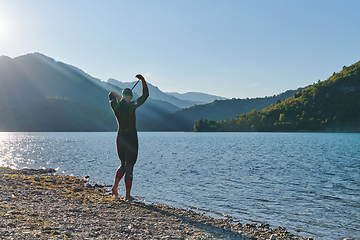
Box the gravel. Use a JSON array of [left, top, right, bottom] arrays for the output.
[[0, 167, 313, 240]]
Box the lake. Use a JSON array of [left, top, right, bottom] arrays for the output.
[[0, 132, 359, 240]]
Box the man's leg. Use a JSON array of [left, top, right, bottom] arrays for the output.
[[113, 135, 126, 196], [124, 164, 135, 201], [112, 167, 124, 196]]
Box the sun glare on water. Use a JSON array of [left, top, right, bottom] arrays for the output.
[[0, 132, 13, 168], [0, 133, 30, 169]]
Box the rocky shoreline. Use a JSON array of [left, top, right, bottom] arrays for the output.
[[0, 167, 314, 240]]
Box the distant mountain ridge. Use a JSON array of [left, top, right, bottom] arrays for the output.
[[0, 53, 179, 131], [107, 78, 226, 108], [166, 92, 227, 105], [0, 52, 230, 132], [1, 52, 351, 132]]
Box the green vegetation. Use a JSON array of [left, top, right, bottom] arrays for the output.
[[139, 88, 303, 131], [194, 61, 360, 132]]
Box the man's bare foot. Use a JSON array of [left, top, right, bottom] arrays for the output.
[[125, 195, 135, 202], [111, 187, 119, 196]]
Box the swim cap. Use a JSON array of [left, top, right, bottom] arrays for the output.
[[122, 88, 133, 97]]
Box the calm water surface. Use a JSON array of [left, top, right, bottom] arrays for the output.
[[0, 132, 359, 240]]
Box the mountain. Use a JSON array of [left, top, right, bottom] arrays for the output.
[[194, 62, 360, 132], [138, 88, 304, 131], [0, 53, 107, 109], [0, 53, 179, 131], [166, 92, 227, 104], [107, 79, 225, 108], [3, 52, 355, 133]]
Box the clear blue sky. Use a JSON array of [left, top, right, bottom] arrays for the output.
[[1, 0, 359, 99]]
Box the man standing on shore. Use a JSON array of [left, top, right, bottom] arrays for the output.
[[108, 74, 149, 201]]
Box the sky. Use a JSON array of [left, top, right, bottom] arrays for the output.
[[0, 0, 360, 99]]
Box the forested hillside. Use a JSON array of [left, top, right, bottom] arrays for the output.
[[194, 61, 360, 132], [138, 88, 303, 131]]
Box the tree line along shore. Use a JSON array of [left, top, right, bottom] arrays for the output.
[[194, 62, 360, 132]]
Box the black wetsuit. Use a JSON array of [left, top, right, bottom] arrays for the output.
[[109, 85, 149, 182]]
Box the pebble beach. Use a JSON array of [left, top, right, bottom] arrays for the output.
[[0, 167, 316, 240]]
